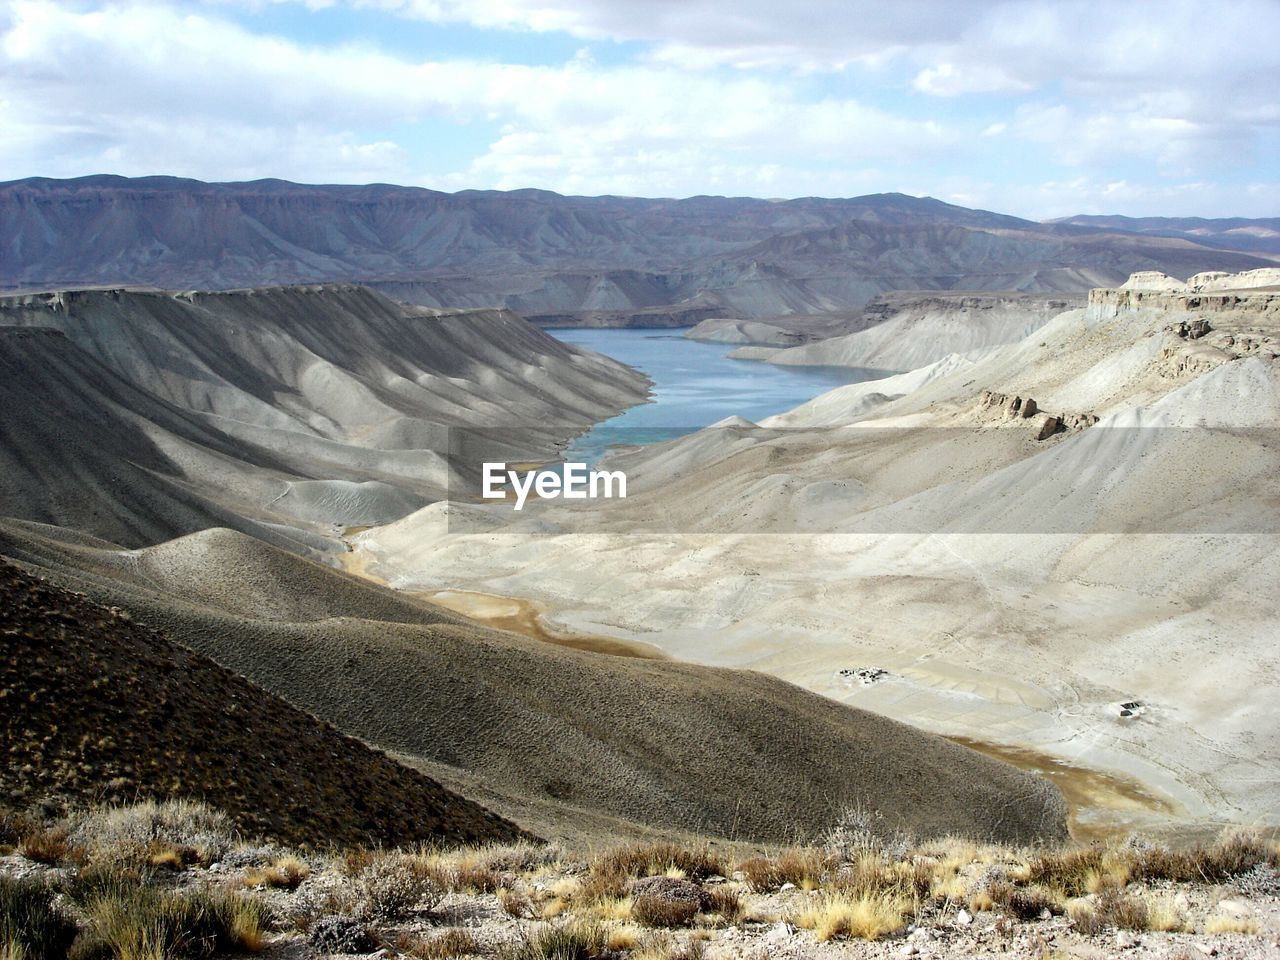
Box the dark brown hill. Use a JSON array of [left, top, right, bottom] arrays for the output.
[[0, 557, 528, 849]]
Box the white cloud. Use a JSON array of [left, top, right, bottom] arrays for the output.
[[319, 0, 1280, 179], [0, 0, 951, 192], [1, 0, 1277, 216], [913, 63, 1030, 97], [935, 174, 1280, 220]]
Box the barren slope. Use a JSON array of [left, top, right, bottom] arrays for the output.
[[730, 292, 1083, 370], [351, 272, 1280, 838], [0, 285, 647, 550], [0, 519, 1068, 848]]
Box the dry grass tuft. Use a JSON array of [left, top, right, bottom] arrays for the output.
[[581, 897, 632, 923], [504, 919, 610, 960], [982, 881, 1060, 920], [464, 843, 561, 875], [702, 886, 742, 922], [451, 864, 504, 894], [0, 877, 79, 960], [1024, 848, 1103, 897], [1068, 886, 1148, 934], [738, 848, 827, 892], [592, 844, 724, 882], [628, 932, 705, 960], [632, 895, 699, 929], [576, 869, 628, 905], [498, 888, 535, 919], [1204, 913, 1260, 935], [397, 928, 484, 959], [78, 885, 267, 960], [244, 856, 309, 891], [17, 827, 77, 867], [1143, 896, 1190, 933], [341, 847, 378, 877], [604, 924, 641, 952], [146, 844, 197, 872], [793, 891, 910, 941], [829, 853, 931, 904]]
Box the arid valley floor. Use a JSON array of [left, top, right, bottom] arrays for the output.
[[2, 178, 1279, 959]]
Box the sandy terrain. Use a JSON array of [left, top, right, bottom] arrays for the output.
[[350, 272, 1280, 842], [1, 517, 1067, 848]]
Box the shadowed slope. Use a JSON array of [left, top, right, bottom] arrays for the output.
[[0, 285, 648, 550], [0, 557, 528, 848]]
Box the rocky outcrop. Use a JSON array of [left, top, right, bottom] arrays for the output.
[[1119, 268, 1280, 294], [1190, 268, 1280, 291], [1087, 282, 1280, 328], [978, 390, 1039, 419], [975, 391, 1098, 440], [1119, 271, 1186, 292]]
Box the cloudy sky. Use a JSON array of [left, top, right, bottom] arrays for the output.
[[1, 0, 1277, 217]]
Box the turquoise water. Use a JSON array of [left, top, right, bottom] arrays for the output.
[[548, 328, 889, 463]]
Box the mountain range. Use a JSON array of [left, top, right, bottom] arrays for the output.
[[4, 175, 1275, 324]]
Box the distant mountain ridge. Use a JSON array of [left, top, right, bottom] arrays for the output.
[[1052, 214, 1280, 255], [2, 175, 1275, 322]]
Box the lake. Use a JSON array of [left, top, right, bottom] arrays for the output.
[[547, 328, 889, 463]]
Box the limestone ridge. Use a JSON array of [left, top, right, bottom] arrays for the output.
[[0, 284, 649, 551]]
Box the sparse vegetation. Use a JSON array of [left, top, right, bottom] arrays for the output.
[[1067, 886, 1148, 933], [793, 890, 911, 941], [77, 886, 266, 960], [498, 888, 534, 918], [983, 881, 1061, 920], [397, 928, 484, 959], [356, 854, 443, 921], [307, 915, 373, 954], [631, 893, 699, 929], [1143, 895, 1191, 933], [591, 844, 724, 883], [701, 886, 742, 922], [739, 848, 827, 892], [2, 800, 1275, 960], [69, 802, 234, 869], [0, 878, 78, 960], [1205, 913, 1260, 935], [17, 827, 77, 867], [449, 863, 504, 893], [506, 920, 610, 960], [1126, 830, 1278, 883], [243, 856, 309, 891]]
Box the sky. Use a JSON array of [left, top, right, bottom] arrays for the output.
[[1, 0, 1278, 219]]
